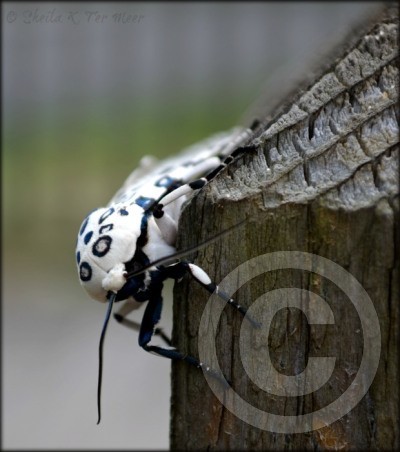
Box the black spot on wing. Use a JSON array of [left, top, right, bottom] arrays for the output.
[[135, 196, 155, 209], [136, 212, 149, 248], [79, 207, 100, 236], [99, 224, 113, 234], [76, 251, 81, 264], [99, 207, 115, 224], [79, 207, 99, 235], [155, 176, 174, 187], [92, 235, 112, 257], [84, 231, 93, 244], [155, 176, 181, 191], [79, 262, 92, 281], [79, 218, 89, 236], [118, 208, 129, 216]]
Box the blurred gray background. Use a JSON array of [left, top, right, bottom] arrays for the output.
[[3, 2, 384, 449]]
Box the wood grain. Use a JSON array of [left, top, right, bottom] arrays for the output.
[[171, 5, 399, 450]]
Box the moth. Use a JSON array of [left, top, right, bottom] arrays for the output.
[[76, 120, 259, 423]]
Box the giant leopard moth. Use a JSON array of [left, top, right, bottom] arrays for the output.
[[76, 120, 260, 423]]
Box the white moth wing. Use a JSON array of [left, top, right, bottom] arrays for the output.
[[108, 126, 246, 207]]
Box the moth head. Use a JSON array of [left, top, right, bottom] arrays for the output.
[[76, 204, 143, 302]]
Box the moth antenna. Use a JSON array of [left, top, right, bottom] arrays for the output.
[[125, 217, 248, 279], [97, 292, 116, 425]]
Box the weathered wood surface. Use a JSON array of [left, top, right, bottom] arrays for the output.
[[171, 5, 398, 450]]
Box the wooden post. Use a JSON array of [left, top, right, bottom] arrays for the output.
[[171, 5, 399, 450]]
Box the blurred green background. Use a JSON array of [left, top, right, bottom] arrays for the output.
[[3, 2, 383, 449]]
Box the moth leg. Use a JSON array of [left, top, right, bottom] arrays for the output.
[[114, 299, 171, 345], [114, 299, 141, 319], [160, 262, 260, 327], [157, 151, 240, 210], [153, 205, 178, 246], [139, 283, 228, 385], [155, 178, 207, 208], [182, 262, 261, 328]]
